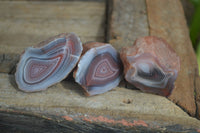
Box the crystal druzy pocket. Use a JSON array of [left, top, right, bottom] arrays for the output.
[[15, 33, 82, 92], [120, 36, 180, 97], [74, 42, 122, 96]]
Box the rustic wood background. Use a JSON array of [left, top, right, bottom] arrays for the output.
[[0, 0, 200, 132]]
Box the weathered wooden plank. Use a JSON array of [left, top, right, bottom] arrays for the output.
[[0, 73, 200, 131], [195, 75, 200, 119], [106, 0, 149, 88], [146, 0, 197, 116], [107, 0, 199, 118], [0, 1, 105, 73], [106, 0, 149, 50], [0, 0, 200, 131], [0, 73, 188, 117], [0, 111, 200, 132]]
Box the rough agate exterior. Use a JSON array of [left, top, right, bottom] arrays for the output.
[[15, 33, 82, 92], [120, 36, 180, 96], [74, 42, 122, 96]]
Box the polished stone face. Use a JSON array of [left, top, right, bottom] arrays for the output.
[[15, 33, 82, 92], [85, 53, 120, 87], [120, 36, 180, 97], [74, 43, 122, 96]]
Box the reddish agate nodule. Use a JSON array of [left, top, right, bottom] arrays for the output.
[[15, 33, 82, 92], [120, 36, 180, 96], [74, 42, 122, 96]]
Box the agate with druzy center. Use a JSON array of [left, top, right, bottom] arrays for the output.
[[74, 42, 122, 96], [120, 36, 180, 96], [15, 33, 82, 92]]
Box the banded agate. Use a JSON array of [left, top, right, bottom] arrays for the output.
[[74, 42, 122, 96], [15, 33, 82, 92], [120, 36, 180, 96]]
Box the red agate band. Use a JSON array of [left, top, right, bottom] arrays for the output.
[[86, 53, 120, 86], [120, 36, 180, 97], [74, 43, 122, 96], [15, 33, 82, 92]]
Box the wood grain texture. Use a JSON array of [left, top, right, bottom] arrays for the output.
[[106, 0, 149, 50], [108, 0, 199, 117], [0, 0, 200, 131], [0, 1, 105, 73], [0, 73, 189, 118], [106, 0, 149, 89], [0, 111, 200, 132], [195, 76, 200, 119], [0, 73, 200, 131], [146, 0, 197, 116]]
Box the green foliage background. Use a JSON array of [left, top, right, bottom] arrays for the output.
[[190, 0, 200, 74]]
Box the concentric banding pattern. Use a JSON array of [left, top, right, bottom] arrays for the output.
[[132, 59, 170, 89], [137, 63, 165, 82], [120, 36, 180, 96], [126, 53, 177, 95], [86, 53, 120, 86], [75, 44, 122, 96], [24, 57, 60, 84], [15, 33, 82, 92]]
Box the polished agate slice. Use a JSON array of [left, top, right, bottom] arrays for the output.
[[74, 42, 122, 96], [120, 36, 180, 96], [15, 33, 82, 92]]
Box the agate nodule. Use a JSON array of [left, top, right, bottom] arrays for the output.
[[15, 33, 82, 92], [120, 36, 180, 96], [74, 42, 122, 96]]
